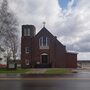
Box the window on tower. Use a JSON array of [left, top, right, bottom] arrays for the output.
[[25, 47, 30, 53], [24, 28, 30, 36], [25, 59, 29, 65]]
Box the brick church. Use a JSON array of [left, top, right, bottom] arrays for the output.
[[21, 24, 77, 68]]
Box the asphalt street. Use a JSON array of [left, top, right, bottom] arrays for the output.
[[1, 79, 90, 90], [0, 71, 90, 90]]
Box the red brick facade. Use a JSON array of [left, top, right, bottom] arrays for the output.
[[21, 25, 77, 68]]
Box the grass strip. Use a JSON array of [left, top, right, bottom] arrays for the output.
[[45, 68, 72, 74], [0, 68, 29, 74]]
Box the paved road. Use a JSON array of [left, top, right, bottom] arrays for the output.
[[0, 71, 90, 90], [0, 79, 90, 90]]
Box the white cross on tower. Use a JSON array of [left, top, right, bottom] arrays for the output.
[[43, 21, 46, 27]]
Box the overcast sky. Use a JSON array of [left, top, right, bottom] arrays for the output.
[[6, 0, 90, 60]]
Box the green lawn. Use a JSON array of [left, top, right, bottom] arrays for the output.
[[45, 68, 72, 74], [0, 68, 72, 74], [0, 68, 29, 74]]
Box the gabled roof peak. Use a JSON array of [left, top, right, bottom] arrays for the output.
[[41, 27, 47, 30]]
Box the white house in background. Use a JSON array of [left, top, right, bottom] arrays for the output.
[[0, 46, 7, 66], [78, 60, 90, 69]]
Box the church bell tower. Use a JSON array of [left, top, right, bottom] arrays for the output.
[[21, 25, 36, 68]]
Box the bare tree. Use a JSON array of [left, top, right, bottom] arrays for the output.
[[0, 0, 19, 61], [4, 34, 19, 60]]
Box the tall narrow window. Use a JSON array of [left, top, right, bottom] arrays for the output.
[[43, 37, 46, 46], [24, 28, 30, 36], [39, 37, 49, 49], [24, 29, 27, 36], [39, 37, 42, 46], [27, 28, 30, 36], [25, 59, 29, 65]]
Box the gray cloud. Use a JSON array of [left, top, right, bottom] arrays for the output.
[[7, 0, 90, 59]]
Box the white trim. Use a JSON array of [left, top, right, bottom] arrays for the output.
[[41, 53, 48, 55]]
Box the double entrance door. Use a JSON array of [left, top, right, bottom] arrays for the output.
[[35, 53, 51, 68], [41, 55, 48, 64]]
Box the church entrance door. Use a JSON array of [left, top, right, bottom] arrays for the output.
[[41, 55, 48, 64], [35, 53, 51, 68]]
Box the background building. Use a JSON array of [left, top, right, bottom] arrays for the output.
[[78, 60, 90, 69], [0, 46, 7, 68]]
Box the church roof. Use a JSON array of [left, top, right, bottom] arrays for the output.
[[36, 27, 54, 38], [35, 27, 65, 47]]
